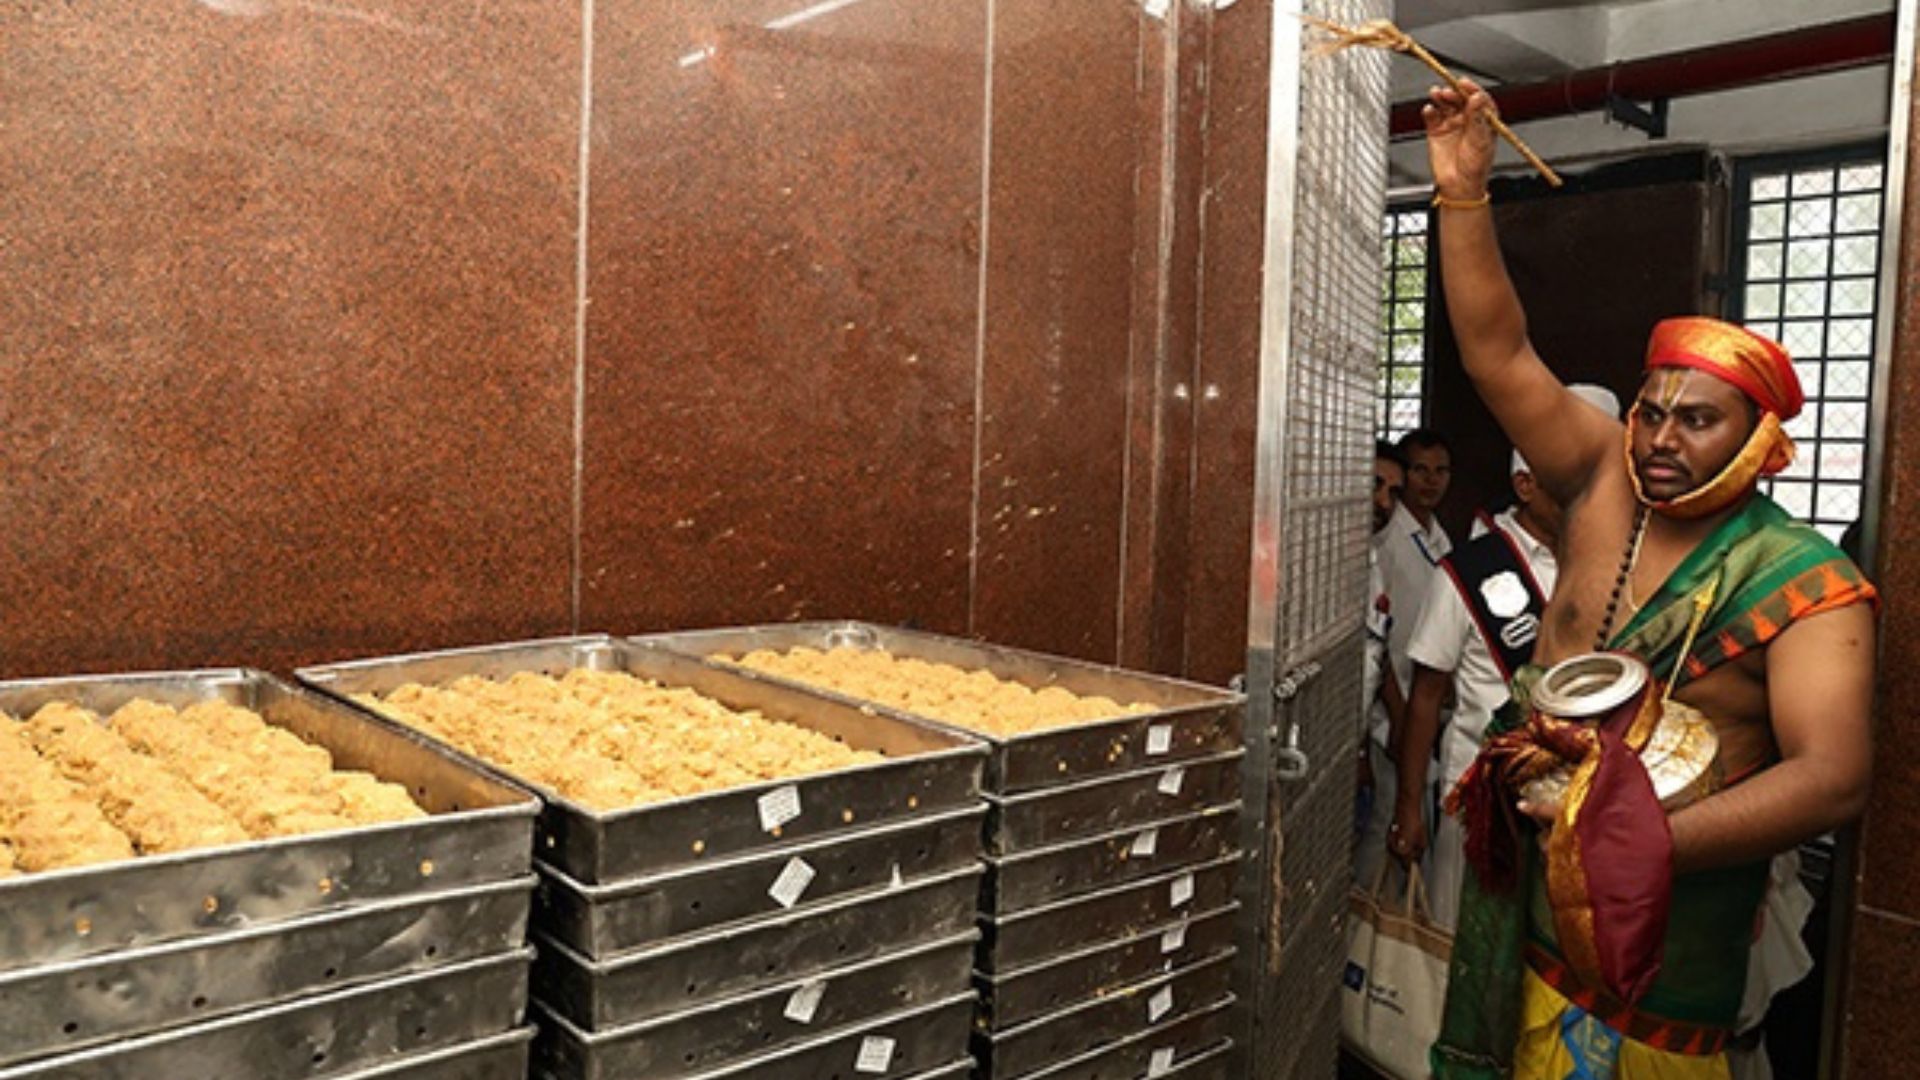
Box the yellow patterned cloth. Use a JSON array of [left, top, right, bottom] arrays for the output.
[[1514, 968, 1731, 1080]]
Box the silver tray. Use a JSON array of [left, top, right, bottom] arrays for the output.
[[332, 1028, 534, 1079], [634, 623, 1244, 793], [980, 854, 1240, 974], [984, 750, 1243, 855], [298, 636, 985, 885], [972, 951, 1234, 1079], [0, 949, 531, 1080], [531, 932, 976, 1080], [0, 877, 532, 1068], [0, 669, 536, 971], [1018, 1006, 1234, 1080], [536, 999, 974, 1080], [534, 864, 982, 1030], [977, 903, 1238, 1031], [982, 804, 1239, 916], [537, 803, 984, 958]]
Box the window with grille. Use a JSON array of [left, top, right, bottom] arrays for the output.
[[1732, 147, 1886, 542], [1379, 206, 1431, 441]]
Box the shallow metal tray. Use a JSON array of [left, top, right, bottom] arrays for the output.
[[531, 932, 976, 1080], [982, 804, 1238, 916], [332, 1027, 534, 1080], [0, 949, 531, 1080], [976, 903, 1238, 1031], [537, 997, 974, 1080], [634, 622, 1244, 793], [972, 951, 1234, 1079], [979, 854, 1239, 974], [985, 750, 1242, 855], [537, 803, 984, 958], [534, 863, 982, 1030], [1017, 1004, 1234, 1080], [0, 876, 532, 1068], [298, 636, 985, 885], [0, 669, 536, 972]]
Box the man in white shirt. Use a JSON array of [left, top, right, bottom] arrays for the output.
[[1392, 452, 1559, 929], [1358, 431, 1451, 884], [1356, 444, 1407, 882]]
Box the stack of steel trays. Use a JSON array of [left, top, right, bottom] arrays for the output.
[[0, 669, 540, 1080], [300, 636, 989, 1080], [641, 623, 1248, 1080]]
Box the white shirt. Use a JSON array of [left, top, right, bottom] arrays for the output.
[[1368, 501, 1451, 745], [1405, 508, 1556, 787], [1363, 551, 1391, 732]]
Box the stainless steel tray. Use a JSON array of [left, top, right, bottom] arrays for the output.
[[634, 622, 1244, 793], [332, 1027, 534, 1080], [982, 804, 1238, 916], [1018, 1003, 1234, 1080], [980, 854, 1240, 974], [537, 803, 984, 958], [531, 932, 976, 1080], [0, 876, 532, 1068], [0, 669, 536, 972], [984, 750, 1242, 855], [298, 636, 985, 885], [677, 993, 974, 1080], [976, 903, 1238, 1031], [534, 864, 982, 1030], [0, 949, 531, 1080], [971, 951, 1234, 1079]]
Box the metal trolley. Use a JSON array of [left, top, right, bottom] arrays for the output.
[[0, 669, 540, 1078], [299, 635, 988, 1080], [640, 621, 1249, 1080]]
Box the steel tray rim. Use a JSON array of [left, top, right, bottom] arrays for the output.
[[536, 802, 985, 900], [678, 990, 978, 1080], [327, 1026, 536, 1080], [527, 927, 981, 1044], [986, 852, 1241, 929], [983, 802, 1240, 869], [981, 900, 1240, 983], [1017, 1008, 1236, 1080], [983, 950, 1235, 1043], [982, 748, 1244, 807], [534, 863, 985, 974]]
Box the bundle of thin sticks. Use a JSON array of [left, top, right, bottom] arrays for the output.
[[1304, 15, 1563, 188]]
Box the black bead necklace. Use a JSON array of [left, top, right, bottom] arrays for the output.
[[1594, 504, 1652, 651]]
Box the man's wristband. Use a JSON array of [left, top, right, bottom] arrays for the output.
[[1431, 190, 1491, 211]]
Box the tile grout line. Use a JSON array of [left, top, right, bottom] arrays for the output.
[[966, 0, 997, 639], [571, 0, 596, 633]]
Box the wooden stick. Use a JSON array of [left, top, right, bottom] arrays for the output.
[[1303, 15, 1564, 188]]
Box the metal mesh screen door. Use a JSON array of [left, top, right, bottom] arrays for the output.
[[1238, 1, 1389, 1076]]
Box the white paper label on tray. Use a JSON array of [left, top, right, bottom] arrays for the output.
[[1160, 921, 1188, 953], [768, 857, 817, 909], [889, 862, 905, 889], [758, 785, 802, 833], [1148, 984, 1175, 1023], [1170, 872, 1196, 907], [1130, 828, 1160, 858], [1146, 724, 1173, 755], [1157, 766, 1186, 796], [1149, 1047, 1178, 1076], [784, 980, 827, 1024], [855, 1035, 896, 1074]]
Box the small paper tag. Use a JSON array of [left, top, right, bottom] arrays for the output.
[[758, 784, 802, 832], [768, 857, 816, 909], [1148, 1047, 1177, 1076], [1170, 872, 1195, 907], [1130, 828, 1160, 857], [1160, 921, 1188, 953], [1157, 766, 1185, 796], [854, 1035, 896, 1074], [784, 981, 827, 1023], [889, 863, 904, 889], [1146, 724, 1173, 755], [1147, 984, 1175, 1023]]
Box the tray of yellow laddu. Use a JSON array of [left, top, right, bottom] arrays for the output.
[[633, 622, 1244, 795], [298, 635, 986, 886]]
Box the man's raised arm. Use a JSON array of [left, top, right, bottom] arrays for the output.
[[1425, 81, 1618, 501]]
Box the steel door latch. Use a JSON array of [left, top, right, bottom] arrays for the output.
[[1269, 660, 1322, 782]]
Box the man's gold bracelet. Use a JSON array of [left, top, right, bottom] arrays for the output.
[[1431, 191, 1492, 210]]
